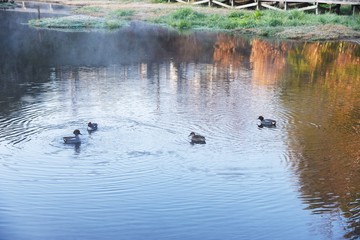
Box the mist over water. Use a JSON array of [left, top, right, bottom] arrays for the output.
[[1, 11, 360, 240]]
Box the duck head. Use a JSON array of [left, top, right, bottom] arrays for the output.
[[189, 132, 196, 137], [73, 129, 82, 135], [258, 116, 264, 121]]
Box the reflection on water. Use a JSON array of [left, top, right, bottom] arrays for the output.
[[1, 10, 360, 240]]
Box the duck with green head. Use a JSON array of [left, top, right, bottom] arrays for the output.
[[63, 129, 82, 144]]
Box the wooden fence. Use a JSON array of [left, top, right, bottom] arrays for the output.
[[172, 0, 360, 14]]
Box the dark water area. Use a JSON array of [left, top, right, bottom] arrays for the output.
[[1, 11, 360, 240]]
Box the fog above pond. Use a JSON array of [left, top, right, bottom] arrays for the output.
[[1, 11, 360, 240]]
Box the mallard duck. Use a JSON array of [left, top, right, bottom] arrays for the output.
[[189, 132, 206, 144], [63, 129, 82, 144], [258, 116, 276, 128], [87, 122, 98, 131]]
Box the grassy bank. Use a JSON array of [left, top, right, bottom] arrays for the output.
[[28, 10, 132, 30], [25, 1, 360, 40], [153, 7, 360, 39], [154, 7, 360, 32]]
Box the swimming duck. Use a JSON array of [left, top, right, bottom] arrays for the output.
[[189, 132, 206, 144], [258, 116, 276, 128], [87, 122, 98, 131], [63, 129, 82, 144]]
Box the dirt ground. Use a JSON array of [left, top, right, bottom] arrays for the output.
[[18, 0, 360, 41]]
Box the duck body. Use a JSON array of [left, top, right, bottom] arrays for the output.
[[258, 116, 276, 128], [63, 129, 82, 144], [87, 122, 98, 131], [189, 132, 206, 144]]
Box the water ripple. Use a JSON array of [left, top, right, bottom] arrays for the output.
[[0, 44, 359, 240]]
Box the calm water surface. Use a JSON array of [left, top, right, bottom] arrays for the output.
[[0, 11, 360, 240]]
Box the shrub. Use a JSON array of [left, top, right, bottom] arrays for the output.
[[172, 19, 192, 29], [228, 11, 246, 18], [289, 10, 305, 20], [269, 18, 283, 27], [105, 20, 123, 29], [252, 10, 262, 20]]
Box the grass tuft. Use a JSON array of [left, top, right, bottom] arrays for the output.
[[0, 2, 17, 9], [151, 0, 168, 3], [158, 8, 207, 30], [108, 9, 135, 19], [72, 6, 106, 15]]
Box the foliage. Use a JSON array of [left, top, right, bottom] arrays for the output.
[[252, 10, 262, 20], [355, 17, 360, 30]]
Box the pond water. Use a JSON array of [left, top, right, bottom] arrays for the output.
[[1, 11, 360, 240]]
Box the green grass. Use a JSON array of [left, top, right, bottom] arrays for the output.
[[151, 0, 168, 3], [73, 6, 135, 19], [108, 9, 135, 19], [0, 2, 17, 9], [28, 7, 134, 30], [166, 8, 207, 29], [154, 8, 360, 31], [72, 6, 106, 15]]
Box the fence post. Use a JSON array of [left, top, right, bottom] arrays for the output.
[[256, 0, 260, 10]]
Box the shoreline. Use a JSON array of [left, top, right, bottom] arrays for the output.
[[3, 0, 360, 41]]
